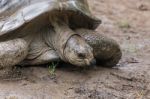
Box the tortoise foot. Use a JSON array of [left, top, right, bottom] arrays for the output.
[[76, 29, 122, 67]]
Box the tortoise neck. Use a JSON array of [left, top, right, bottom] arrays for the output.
[[48, 19, 81, 61]]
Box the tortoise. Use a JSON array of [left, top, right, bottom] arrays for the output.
[[0, 0, 122, 70]]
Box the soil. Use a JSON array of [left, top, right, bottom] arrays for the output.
[[0, 0, 150, 99]]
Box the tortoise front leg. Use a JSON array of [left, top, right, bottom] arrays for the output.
[[75, 29, 122, 67], [0, 39, 28, 68]]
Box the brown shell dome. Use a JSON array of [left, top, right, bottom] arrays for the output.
[[0, 0, 101, 36]]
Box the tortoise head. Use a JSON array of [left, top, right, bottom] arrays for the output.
[[64, 35, 96, 67]]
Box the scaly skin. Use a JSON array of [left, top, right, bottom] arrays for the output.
[[0, 39, 28, 68], [0, 28, 121, 69], [21, 28, 122, 67], [76, 29, 122, 67]]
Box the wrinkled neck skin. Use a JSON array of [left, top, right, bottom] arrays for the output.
[[48, 17, 77, 61], [47, 16, 95, 66]]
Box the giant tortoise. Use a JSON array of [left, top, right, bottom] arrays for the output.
[[0, 0, 122, 71]]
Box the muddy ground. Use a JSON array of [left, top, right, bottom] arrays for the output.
[[0, 0, 150, 99]]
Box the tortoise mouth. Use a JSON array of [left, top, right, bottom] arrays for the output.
[[64, 52, 95, 67]]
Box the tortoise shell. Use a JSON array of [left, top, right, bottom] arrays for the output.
[[0, 0, 101, 36]]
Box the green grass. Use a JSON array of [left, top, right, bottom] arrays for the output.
[[48, 61, 59, 75]]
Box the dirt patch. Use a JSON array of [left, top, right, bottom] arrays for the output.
[[0, 0, 150, 99]]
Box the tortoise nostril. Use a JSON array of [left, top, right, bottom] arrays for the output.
[[78, 53, 86, 58]]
